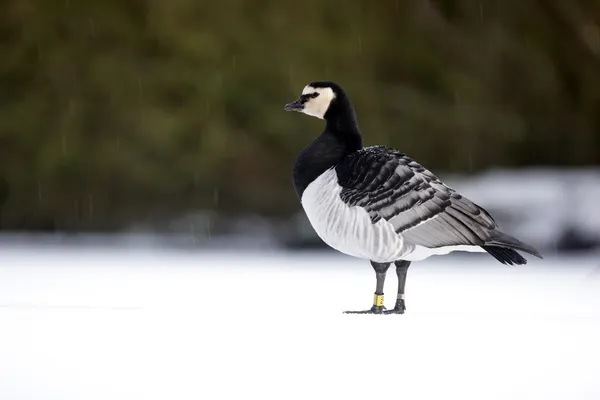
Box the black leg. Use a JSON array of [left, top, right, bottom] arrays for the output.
[[343, 261, 390, 314], [384, 260, 410, 314]]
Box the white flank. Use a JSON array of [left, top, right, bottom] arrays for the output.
[[402, 244, 486, 262], [302, 169, 489, 263], [301, 168, 408, 263]]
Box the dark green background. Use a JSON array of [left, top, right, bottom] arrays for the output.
[[1, 0, 599, 232]]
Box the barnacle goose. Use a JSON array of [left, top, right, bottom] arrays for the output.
[[285, 81, 543, 314]]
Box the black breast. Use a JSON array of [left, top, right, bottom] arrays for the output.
[[292, 133, 348, 199], [291, 89, 363, 199]]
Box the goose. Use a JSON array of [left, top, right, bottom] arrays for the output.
[[285, 81, 543, 314]]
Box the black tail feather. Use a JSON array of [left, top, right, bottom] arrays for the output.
[[482, 230, 543, 266], [487, 231, 543, 258], [482, 245, 528, 265]]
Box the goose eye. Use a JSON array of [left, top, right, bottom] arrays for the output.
[[301, 93, 319, 101], [300, 93, 319, 103]]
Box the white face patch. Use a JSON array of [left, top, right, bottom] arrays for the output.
[[300, 86, 336, 119]]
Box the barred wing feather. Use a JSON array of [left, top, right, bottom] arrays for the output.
[[335, 146, 542, 263]]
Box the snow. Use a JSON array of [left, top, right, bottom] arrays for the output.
[[1, 244, 600, 400]]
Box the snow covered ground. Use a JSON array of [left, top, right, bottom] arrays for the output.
[[1, 244, 599, 400]]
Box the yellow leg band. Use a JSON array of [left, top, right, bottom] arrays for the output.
[[373, 294, 384, 307]]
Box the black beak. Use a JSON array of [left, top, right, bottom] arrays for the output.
[[284, 97, 304, 112]]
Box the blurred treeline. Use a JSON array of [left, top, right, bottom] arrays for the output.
[[0, 0, 599, 232]]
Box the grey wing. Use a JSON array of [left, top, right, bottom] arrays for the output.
[[336, 147, 498, 249]]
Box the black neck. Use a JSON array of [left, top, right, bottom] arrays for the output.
[[292, 106, 363, 199], [324, 98, 361, 137]]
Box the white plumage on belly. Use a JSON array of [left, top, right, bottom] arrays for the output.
[[301, 168, 409, 263]]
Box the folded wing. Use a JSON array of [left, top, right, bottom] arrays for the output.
[[335, 146, 542, 263]]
